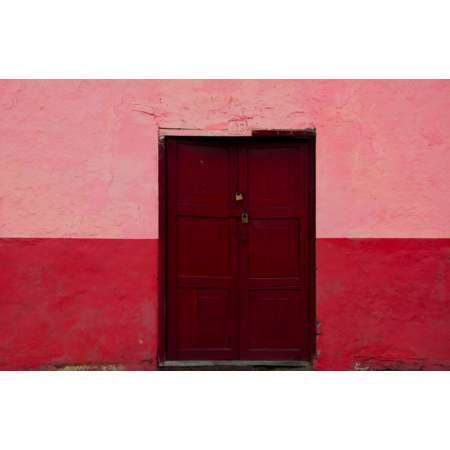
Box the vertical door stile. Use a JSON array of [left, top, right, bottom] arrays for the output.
[[229, 144, 240, 359], [237, 143, 249, 359], [166, 139, 178, 359]]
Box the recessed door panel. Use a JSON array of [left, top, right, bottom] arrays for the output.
[[176, 142, 232, 216], [248, 290, 301, 350], [177, 217, 230, 278], [176, 288, 233, 351], [247, 147, 303, 215], [248, 219, 300, 278]]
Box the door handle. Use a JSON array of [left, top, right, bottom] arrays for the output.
[[241, 210, 249, 224]]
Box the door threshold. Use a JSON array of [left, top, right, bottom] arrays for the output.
[[159, 360, 313, 370]]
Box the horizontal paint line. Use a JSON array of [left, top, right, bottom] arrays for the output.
[[0, 236, 449, 240], [0, 236, 158, 241]]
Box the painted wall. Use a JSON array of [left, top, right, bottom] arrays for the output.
[[1, 80, 449, 369]]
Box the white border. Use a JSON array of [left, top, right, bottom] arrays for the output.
[[1, 0, 450, 78]]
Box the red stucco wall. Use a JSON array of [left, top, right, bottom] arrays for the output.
[[1, 80, 449, 369]]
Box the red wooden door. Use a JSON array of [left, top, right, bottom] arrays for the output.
[[166, 137, 313, 361]]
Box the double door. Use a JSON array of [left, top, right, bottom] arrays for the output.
[[166, 137, 314, 361]]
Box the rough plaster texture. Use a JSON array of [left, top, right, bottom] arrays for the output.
[[1, 80, 449, 239], [316, 238, 450, 370], [0, 238, 157, 370], [1, 80, 450, 370]]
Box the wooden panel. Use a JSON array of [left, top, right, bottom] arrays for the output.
[[248, 219, 300, 278], [239, 140, 311, 360], [167, 139, 239, 360], [166, 137, 313, 363], [176, 288, 233, 351], [247, 146, 303, 216], [248, 290, 301, 350], [176, 142, 233, 216], [177, 217, 230, 277]]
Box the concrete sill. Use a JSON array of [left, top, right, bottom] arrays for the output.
[[159, 360, 312, 370]]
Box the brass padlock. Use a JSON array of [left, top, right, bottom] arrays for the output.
[[241, 211, 249, 224], [235, 192, 244, 201]]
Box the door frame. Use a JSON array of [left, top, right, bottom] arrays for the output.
[[157, 131, 316, 367]]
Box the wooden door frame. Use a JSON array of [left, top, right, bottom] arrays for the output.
[[157, 130, 316, 367]]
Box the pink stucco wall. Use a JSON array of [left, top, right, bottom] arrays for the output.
[[1, 80, 449, 239], [1, 80, 449, 370]]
